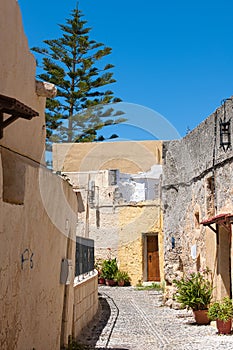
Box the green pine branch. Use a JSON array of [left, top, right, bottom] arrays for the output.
[[32, 6, 126, 144]]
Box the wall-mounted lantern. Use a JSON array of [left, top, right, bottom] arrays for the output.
[[220, 99, 231, 152]]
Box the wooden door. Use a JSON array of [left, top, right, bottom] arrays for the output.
[[147, 235, 160, 281]]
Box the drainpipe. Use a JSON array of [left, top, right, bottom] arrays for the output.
[[60, 226, 75, 349]]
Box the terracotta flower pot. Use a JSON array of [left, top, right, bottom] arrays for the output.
[[118, 280, 125, 287], [105, 279, 117, 286], [98, 277, 105, 285], [193, 309, 210, 325], [216, 319, 232, 334]]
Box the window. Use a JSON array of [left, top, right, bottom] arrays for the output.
[[108, 169, 119, 186], [75, 237, 94, 276]]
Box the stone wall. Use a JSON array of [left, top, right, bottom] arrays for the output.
[[162, 98, 233, 300], [55, 141, 164, 286], [73, 272, 99, 339], [63, 171, 164, 285]]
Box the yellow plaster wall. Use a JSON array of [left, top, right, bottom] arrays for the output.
[[53, 140, 163, 173], [0, 0, 46, 163], [0, 158, 78, 350], [118, 202, 163, 285], [205, 227, 217, 296], [0, 2, 82, 348], [118, 237, 143, 286], [204, 225, 231, 301]]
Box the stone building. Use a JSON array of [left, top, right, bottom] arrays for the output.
[[53, 141, 164, 286], [0, 1, 98, 349], [162, 98, 233, 301], [53, 96, 233, 298]]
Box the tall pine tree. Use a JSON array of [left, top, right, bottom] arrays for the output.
[[32, 6, 125, 143]]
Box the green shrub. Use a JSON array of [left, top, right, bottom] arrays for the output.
[[208, 297, 233, 322], [115, 270, 131, 284], [136, 282, 163, 291], [101, 258, 118, 280], [173, 268, 213, 311]]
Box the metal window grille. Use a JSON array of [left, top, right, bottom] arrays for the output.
[[75, 237, 94, 276]]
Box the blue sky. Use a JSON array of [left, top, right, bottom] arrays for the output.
[[18, 0, 233, 139]]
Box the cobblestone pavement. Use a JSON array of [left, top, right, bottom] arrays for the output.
[[79, 286, 233, 350]]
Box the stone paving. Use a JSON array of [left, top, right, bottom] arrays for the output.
[[78, 286, 233, 350]]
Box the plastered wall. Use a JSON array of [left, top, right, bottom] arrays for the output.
[[53, 140, 163, 173], [0, 0, 46, 163], [0, 154, 78, 349], [73, 273, 99, 339], [0, 1, 79, 349], [118, 202, 163, 285], [55, 141, 164, 286]]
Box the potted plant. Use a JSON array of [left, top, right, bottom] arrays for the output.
[[115, 270, 131, 286], [173, 268, 213, 325], [102, 258, 118, 286], [208, 297, 233, 334], [94, 259, 105, 284]]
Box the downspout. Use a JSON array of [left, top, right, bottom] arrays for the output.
[[60, 227, 74, 349], [60, 194, 78, 349]]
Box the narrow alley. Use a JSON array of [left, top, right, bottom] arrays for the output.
[[78, 286, 233, 350]]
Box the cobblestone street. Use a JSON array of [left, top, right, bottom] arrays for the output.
[[78, 286, 233, 350]]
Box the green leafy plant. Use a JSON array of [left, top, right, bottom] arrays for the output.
[[136, 280, 143, 287], [173, 268, 213, 311], [32, 6, 125, 145], [115, 270, 131, 284], [101, 258, 118, 280], [208, 297, 233, 322], [136, 282, 164, 291]]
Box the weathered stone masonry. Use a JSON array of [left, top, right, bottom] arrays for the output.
[[162, 98, 233, 300]]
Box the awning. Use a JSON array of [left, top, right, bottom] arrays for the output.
[[201, 213, 230, 225], [201, 213, 231, 234], [227, 215, 233, 224], [0, 94, 39, 139]]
